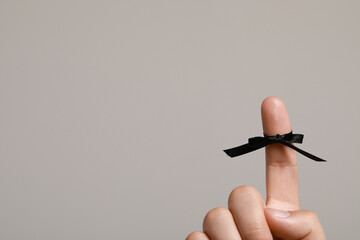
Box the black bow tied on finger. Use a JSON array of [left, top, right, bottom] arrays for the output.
[[223, 131, 326, 162]]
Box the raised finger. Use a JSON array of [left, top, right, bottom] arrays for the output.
[[261, 97, 299, 211]]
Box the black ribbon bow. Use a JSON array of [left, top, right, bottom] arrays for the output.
[[223, 131, 326, 162]]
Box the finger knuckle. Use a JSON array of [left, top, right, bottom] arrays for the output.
[[203, 207, 230, 225], [229, 185, 262, 205], [186, 231, 206, 240], [304, 210, 320, 223], [242, 224, 272, 240]]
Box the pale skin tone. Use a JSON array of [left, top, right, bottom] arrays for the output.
[[186, 97, 326, 240]]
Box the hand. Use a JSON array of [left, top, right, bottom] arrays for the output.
[[186, 97, 326, 240]]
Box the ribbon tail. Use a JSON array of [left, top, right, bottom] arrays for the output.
[[281, 142, 326, 162], [224, 142, 268, 158]]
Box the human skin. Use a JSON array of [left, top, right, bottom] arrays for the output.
[[186, 97, 326, 240]]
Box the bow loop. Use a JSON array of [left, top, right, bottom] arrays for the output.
[[248, 136, 267, 147]]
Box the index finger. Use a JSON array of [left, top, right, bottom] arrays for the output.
[[261, 97, 300, 211]]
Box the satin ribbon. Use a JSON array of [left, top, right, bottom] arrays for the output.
[[223, 131, 326, 162]]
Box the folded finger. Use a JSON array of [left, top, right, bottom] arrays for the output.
[[228, 186, 272, 240], [203, 207, 242, 240]]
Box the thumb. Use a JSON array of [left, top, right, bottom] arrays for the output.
[[265, 208, 326, 240]]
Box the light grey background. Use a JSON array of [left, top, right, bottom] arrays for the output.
[[1, 1, 359, 239]]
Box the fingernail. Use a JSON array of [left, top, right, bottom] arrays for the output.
[[267, 208, 290, 218]]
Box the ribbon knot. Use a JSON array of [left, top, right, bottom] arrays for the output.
[[223, 131, 326, 162], [272, 134, 282, 141]]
